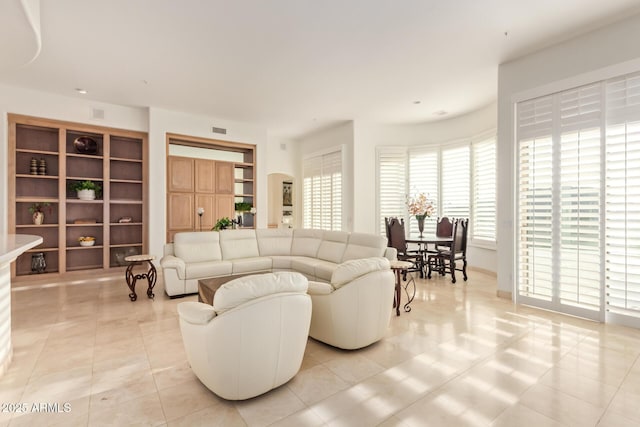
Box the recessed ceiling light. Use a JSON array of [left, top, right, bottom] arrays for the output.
[[75, 88, 87, 94], [433, 110, 447, 116], [413, 100, 421, 105]]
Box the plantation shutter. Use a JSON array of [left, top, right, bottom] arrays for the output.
[[472, 137, 496, 242], [518, 95, 554, 302], [441, 145, 470, 219], [408, 148, 438, 236], [302, 149, 342, 231], [377, 147, 407, 235], [605, 71, 640, 322], [557, 84, 602, 311]]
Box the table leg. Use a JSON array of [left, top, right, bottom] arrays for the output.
[[125, 263, 137, 301], [146, 261, 157, 299], [395, 269, 401, 316]]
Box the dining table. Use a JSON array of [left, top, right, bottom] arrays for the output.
[[406, 235, 454, 277]]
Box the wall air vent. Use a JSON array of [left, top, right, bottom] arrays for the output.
[[212, 126, 227, 135]]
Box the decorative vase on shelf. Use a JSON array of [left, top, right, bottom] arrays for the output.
[[416, 215, 426, 238], [77, 189, 95, 200], [32, 211, 44, 225], [31, 252, 46, 274]]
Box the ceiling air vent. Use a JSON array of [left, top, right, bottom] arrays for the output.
[[212, 126, 227, 135]]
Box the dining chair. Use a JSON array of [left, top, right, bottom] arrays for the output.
[[426, 218, 468, 283], [425, 216, 454, 254], [385, 217, 424, 279]]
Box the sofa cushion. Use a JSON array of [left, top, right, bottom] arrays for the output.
[[331, 257, 391, 289], [185, 260, 233, 280], [270, 256, 304, 270], [174, 231, 222, 263], [342, 232, 387, 262], [213, 271, 308, 314], [231, 257, 273, 274], [219, 229, 260, 260], [256, 229, 293, 256], [314, 260, 339, 282], [290, 257, 320, 278], [291, 229, 323, 257], [316, 231, 348, 263]]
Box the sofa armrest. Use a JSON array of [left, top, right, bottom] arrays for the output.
[[160, 255, 186, 279], [331, 257, 391, 288], [384, 247, 397, 261], [178, 301, 217, 325], [307, 281, 334, 295]]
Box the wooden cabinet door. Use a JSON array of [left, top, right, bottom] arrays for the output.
[[195, 194, 215, 230], [195, 159, 215, 193], [215, 194, 235, 220], [168, 193, 194, 230], [215, 161, 234, 194], [168, 157, 194, 192]]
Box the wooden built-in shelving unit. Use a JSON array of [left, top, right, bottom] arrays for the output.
[[8, 114, 148, 278]]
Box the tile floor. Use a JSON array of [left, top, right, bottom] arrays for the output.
[[2, 269, 640, 426]]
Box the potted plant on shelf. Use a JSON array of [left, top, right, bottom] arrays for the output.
[[28, 202, 50, 225], [70, 180, 102, 200], [212, 217, 233, 231]]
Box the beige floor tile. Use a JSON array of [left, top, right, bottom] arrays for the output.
[[234, 385, 305, 427], [157, 378, 222, 422], [152, 360, 198, 391], [539, 366, 618, 408], [323, 353, 385, 384], [597, 410, 640, 427], [90, 371, 157, 412], [491, 403, 564, 427], [167, 402, 246, 427], [286, 364, 350, 405], [606, 388, 640, 423], [88, 391, 166, 426], [269, 407, 326, 427], [518, 383, 605, 427], [8, 405, 89, 427]]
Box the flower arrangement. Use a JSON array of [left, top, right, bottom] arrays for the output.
[[406, 192, 434, 218]]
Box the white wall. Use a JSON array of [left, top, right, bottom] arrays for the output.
[[0, 84, 148, 235], [497, 12, 640, 295], [148, 107, 268, 259]]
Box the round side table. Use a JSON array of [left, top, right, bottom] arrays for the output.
[[124, 254, 157, 301]]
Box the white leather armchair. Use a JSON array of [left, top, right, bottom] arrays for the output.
[[177, 272, 311, 400], [307, 257, 395, 350]]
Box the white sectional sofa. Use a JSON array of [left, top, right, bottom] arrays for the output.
[[160, 228, 397, 297]]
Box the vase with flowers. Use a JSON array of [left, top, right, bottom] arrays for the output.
[[406, 191, 434, 238]]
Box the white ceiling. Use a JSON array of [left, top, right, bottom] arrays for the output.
[[2, 0, 640, 139]]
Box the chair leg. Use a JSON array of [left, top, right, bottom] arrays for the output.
[[462, 258, 468, 281], [450, 260, 456, 284], [427, 257, 432, 279]]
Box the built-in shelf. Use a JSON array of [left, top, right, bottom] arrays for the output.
[[9, 114, 148, 278]]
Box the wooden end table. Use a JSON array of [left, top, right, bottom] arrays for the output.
[[125, 254, 157, 301], [390, 260, 416, 316]]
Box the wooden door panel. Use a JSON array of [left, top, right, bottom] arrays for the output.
[[195, 159, 215, 193], [168, 157, 194, 192], [215, 194, 235, 220], [215, 161, 234, 194], [168, 193, 194, 230]]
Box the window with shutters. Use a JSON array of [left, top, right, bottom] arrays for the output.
[[303, 149, 343, 231], [376, 136, 495, 243], [516, 70, 640, 327], [472, 137, 497, 244], [377, 147, 407, 234]]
